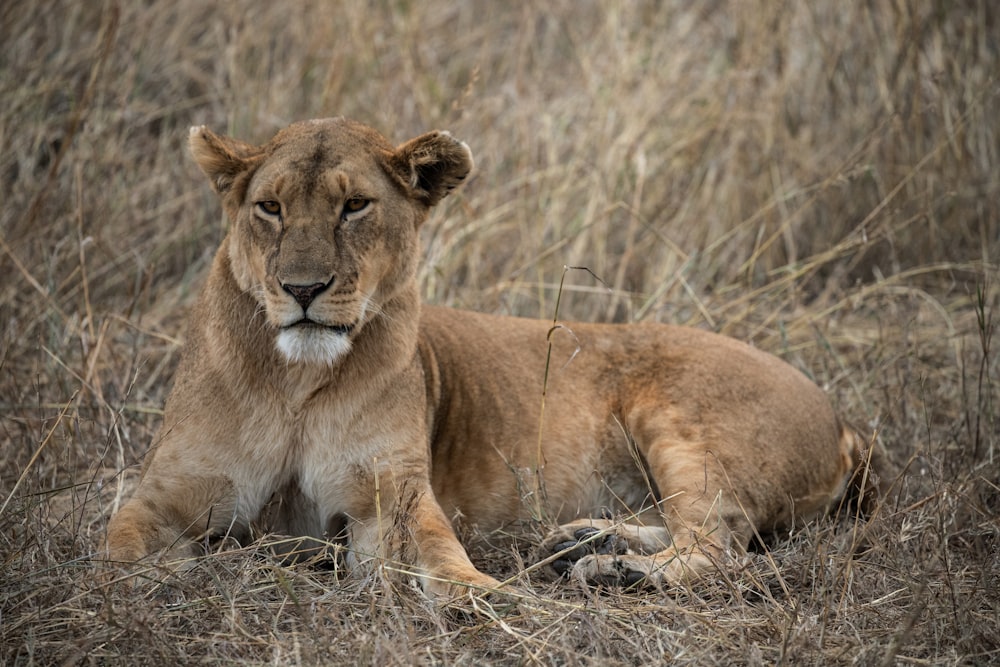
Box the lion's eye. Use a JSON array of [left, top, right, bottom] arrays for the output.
[[342, 197, 370, 216], [257, 200, 282, 216]]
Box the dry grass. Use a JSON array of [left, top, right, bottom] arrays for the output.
[[2, 1, 998, 664]]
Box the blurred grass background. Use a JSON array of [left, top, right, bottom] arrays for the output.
[[1, 1, 997, 664]]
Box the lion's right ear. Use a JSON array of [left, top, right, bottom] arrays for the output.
[[389, 131, 474, 207], [189, 126, 260, 195]]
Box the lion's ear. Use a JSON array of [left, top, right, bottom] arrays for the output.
[[189, 126, 260, 195], [390, 131, 474, 206]]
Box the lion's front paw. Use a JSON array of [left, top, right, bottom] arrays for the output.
[[427, 571, 503, 597]]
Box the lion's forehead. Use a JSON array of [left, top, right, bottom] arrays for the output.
[[252, 171, 383, 214], [270, 118, 394, 158], [251, 149, 385, 205], [251, 123, 393, 197]]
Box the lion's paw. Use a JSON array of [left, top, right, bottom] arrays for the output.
[[542, 525, 633, 579], [570, 553, 651, 588]]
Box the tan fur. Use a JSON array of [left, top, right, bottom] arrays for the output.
[[106, 117, 871, 597]]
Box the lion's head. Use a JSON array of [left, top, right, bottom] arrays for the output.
[[188, 118, 472, 364]]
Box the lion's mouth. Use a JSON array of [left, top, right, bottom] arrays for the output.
[[286, 319, 354, 336]]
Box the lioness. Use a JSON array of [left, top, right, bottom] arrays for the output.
[[106, 117, 876, 597]]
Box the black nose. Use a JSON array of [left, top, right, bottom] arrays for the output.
[[281, 282, 329, 310]]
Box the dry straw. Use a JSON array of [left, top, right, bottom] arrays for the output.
[[1, 1, 997, 664]]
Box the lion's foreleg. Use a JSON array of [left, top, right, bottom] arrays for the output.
[[348, 481, 500, 598], [105, 468, 246, 565]]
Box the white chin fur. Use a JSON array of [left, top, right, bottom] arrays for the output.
[[276, 328, 352, 365]]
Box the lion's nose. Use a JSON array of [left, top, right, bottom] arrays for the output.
[[281, 282, 329, 310]]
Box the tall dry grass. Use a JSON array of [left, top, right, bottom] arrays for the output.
[[1, 1, 997, 664]]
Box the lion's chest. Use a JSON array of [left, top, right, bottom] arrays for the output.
[[235, 394, 392, 534]]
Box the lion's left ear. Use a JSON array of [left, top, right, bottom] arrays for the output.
[[389, 131, 474, 206], [189, 125, 262, 195]]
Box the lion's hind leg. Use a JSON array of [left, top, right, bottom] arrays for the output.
[[542, 519, 668, 586], [541, 517, 732, 589], [540, 431, 754, 589]]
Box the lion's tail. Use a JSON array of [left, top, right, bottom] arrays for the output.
[[838, 422, 893, 515]]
